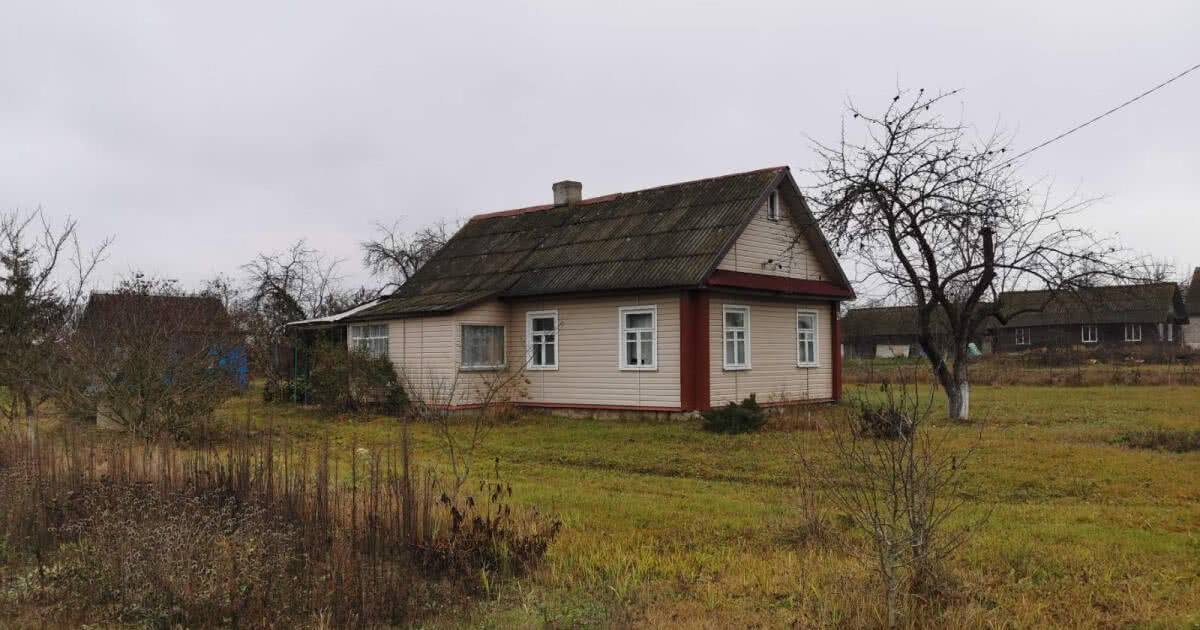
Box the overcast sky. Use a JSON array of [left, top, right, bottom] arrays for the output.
[[2, 1, 1197, 295]]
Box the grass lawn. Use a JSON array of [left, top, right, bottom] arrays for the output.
[[190, 384, 1200, 629]]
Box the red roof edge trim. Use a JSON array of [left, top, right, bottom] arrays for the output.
[[707, 270, 853, 298], [467, 166, 788, 222]]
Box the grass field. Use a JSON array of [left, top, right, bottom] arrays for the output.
[[10, 383, 1200, 628], [168, 383, 1200, 629]]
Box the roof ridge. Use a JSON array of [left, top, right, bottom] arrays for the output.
[[468, 166, 788, 222]]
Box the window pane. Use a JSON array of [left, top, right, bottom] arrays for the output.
[[463, 325, 504, 367], [736, 342, 745, 365], [640, 339, 652, 365], [625, 312, 653, 329], [725, 311, 744, 328], [626, 341, 638, 365], [544, 343, 555, 365], [532, 316, 555, 332], [798, 314, 813, 330], [726, 340, 736, 363]]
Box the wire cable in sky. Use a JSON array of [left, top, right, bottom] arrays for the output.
[[999, 60, 1200, 168]]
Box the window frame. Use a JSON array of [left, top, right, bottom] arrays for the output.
[[525, 310, 559, 370], [721, 304, 752, 370], [459, 323, 506, 371], [766, 190, 779, 221], [1081, 324, 1099, 344], [349, 323, 389, 359], [1123, 323, 1142, 342], [617, 305, 658, 371], [1014, 327, 1030, 346], [796, 309, 819, 368]]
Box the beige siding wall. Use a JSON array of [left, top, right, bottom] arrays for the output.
[[507, 292, 682, 408], [709, 294, 833, 406], [716, 189, 826, 281], [377, 300, 509, 406]]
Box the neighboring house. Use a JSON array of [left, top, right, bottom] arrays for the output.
[[1184, 267, 1200, 350], [991, 283, 1188, 353], [79, 293, 249, 388], [841, 305, 992, 359], [294, 166, 854, 414]]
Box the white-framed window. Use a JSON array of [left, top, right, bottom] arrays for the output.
[[1123, 323, 1142, 342], [1167, 324, 1174, 342], [1015, 327, 1030, 346], [350, 324, 389, 358], [1081, 324, 1099, 344], [526, 311, 558, 370], [796, 309, 819, 367], [461, 324, 505, 369], [618, 305, 657, 370], [767, 190, 779, 221], [722, 305, 751, 370]]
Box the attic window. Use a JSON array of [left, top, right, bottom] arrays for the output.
[[767, 191, 779, 221]]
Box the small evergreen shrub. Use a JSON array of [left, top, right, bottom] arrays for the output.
[[702, 394, 767, 433]]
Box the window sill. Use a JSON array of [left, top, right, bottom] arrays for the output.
[[723, 365, 751, 371], [528, 366, 559, 371], [619, 366, 658, 372], [459, 366, 505, 372], [796, 363, 819, 369]]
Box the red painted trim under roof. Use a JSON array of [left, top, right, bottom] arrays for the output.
[[707, 270, 853, 298]]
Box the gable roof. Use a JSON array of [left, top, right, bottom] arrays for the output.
[[1189, 267, 1200, 316], [79, 293, 232, 334], [340, 166, 852, 322], [841, 304, 998, 340], [994, 283, 1186, 328]]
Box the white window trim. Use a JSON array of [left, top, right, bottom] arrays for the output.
[[796, 309, 820, 368], [525, 310, 559, 370], [349, 323, 389, 359], [766, 191, 779, 221], [722, 304, 751, 370], [618, 305, 658, 371], [1015, 327, 1030, 346], [1081, 324, 1099, 344], [1124, 323, 1142, 342], [459, 323, 506, 371]]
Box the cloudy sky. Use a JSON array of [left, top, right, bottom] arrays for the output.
[[2, 1, 1197, 294]]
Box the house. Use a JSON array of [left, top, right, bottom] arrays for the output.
[[1184, 268, 1200, 350], [296, 166, 854, 415], [78, 293, 248, 388], [841, 305, 993, 359], [991, 283, 1188, 353]]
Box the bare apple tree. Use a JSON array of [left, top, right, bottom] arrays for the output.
[[360, 220, 452, 293], [809, 89, 1146, 420], [0, 209, 110, 442]]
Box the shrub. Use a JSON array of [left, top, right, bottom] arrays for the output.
[[857, 403, 914, 440], [1111, 429, 1200, 453], [702, 394, 767, 433], [307, 343, 408, 415]]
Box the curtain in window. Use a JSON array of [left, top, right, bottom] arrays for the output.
[[462, 325, 504, 368]]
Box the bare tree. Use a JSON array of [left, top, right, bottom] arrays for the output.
[[799, 382, 985, 628], [361, 220, 452, 293], [809, 89, 1146, 419], [0, 209, 110, 442]]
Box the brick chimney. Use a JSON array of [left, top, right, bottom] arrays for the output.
[[552, 180, 582, 206]]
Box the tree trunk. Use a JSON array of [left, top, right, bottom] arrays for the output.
[[22, 389, 36, 452], [947, 379, 969, 421]]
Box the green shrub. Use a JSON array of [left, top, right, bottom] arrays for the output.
[[702, 394, 767, 433], [1111, 429, 1200, 453], [307, 343, 408, 415]]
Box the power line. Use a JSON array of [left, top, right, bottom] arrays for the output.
[[999, 60, 1200, 168]]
